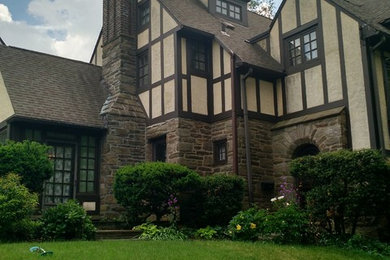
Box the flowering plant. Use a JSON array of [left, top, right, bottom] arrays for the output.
[[167, 194, 179, 225], [228, 207, 267, 241]]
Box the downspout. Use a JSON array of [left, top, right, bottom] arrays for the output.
[[231, 55, 238, 175], [241, 67, 254, 204]]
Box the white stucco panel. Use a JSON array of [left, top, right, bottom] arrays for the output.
[[341, 12, 370, 149], [305, 65, 324, 108], [0, 71, 14, 122], [286, 72, 303, 114]]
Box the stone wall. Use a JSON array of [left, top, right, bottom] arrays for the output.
[[272, 110, 348, 188], [146, 117, 233, 175], [236, 117, 275, 207]]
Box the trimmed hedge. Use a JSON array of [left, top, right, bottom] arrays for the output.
[[198, 173, 244, 226], [290, 149, 390, 236], [41, 200, 96, 240], [114, 162, 201, 225], [0, 141, 53, 192], [114, 163, 244, 227]]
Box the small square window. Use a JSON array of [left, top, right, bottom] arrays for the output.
[[138, 1, 150, 29], [214, 139, 227, 164], [216, 0, 241, 21]]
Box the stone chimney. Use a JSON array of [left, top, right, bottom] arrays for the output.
[[100, 0, 146, 216]]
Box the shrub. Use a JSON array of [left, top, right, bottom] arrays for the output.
[[264, 202, 309, 244], [228, 207, 267, 241], [197, 174, 244, 227], [291, 149, 390, 236], [228, 201, 309, 243], [0, 173, 38, 241], [194, 226, 226, 240], [345, 235, 390, 257], [41, 200, 96, 240], [0, 141, 53, 192], [134, 223, 187, 240], [114, 162, 201, 225]]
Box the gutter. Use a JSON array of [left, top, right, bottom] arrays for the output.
[[241, 67, 254, 204]]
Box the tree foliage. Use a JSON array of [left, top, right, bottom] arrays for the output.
[[248, 0, 275, 18], [0, 141, 53, 192]]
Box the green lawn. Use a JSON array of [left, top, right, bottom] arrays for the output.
[[0, 240, 386, 260]]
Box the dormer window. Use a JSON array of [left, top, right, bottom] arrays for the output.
[[216, 0, 241, 21]]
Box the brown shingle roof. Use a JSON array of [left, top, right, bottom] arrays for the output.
[[0, 45, 107, 129], [330, 0, 390, 36], [160, 0, 284, 73]]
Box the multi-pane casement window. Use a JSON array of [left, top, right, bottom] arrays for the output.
[[287, 29, 318, 67], [151, 136, 166, 162], [214, 139, 227, 165], [190, 41, 208, 75], [79, 136, 96, 194], [216, 0, 241, 21], [138, 51, 149, 88], [138, 1, 150, 30]]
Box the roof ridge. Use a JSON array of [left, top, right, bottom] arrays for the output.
[[0, 45, 102, 69]]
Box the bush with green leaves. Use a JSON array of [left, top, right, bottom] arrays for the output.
[[134, 223, 187, 240], [114, 162, 201, 225], [197, 173, 244, 227], [194, 226, 227, 240], [41, 200, 96, 240], [228, 207, 267, 241], [228, 201, 309, 243], [264, 202, 309, 244], [0, 141, 53, 192], [345, 235, 390, 257], [290, 149, 390, 236], [0, 173, 39, 241]]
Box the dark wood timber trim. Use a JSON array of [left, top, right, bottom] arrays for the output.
[[301, 71, 307, 110], [160, 4, 165, 116], [317, 0, 329, 104], [336, 9, 352, 149], [175, 33, 181, 114], [256, 79, 261, 113], [282, 77, 287, 115], [280, 100, 345, 121], [360, 29, 378, 149], [273, 81, 279, 116], [220, 46, 226, 112], [231, 55, 238, 175]]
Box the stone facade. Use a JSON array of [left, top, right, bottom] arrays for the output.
[[146, 117, 233, 175], [272, 110, 348, 187], [100, 0, 147, 216], [237, 118, 275, 206]]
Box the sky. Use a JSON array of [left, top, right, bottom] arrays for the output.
[[0, 0, 282, 63]]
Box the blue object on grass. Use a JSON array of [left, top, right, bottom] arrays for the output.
[[29, 246, 54, 256]]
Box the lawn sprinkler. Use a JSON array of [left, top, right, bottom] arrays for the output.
[[29, 246, 54, 256]]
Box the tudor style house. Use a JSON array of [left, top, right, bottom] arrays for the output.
[[0, 0, 389, 216]]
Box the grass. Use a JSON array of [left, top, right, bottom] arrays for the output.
[[0, 240, 386, 260]]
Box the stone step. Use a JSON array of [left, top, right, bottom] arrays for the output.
[[96, 230, 142, 240]]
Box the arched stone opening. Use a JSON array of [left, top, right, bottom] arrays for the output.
[[292, 143, 320, 159]]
